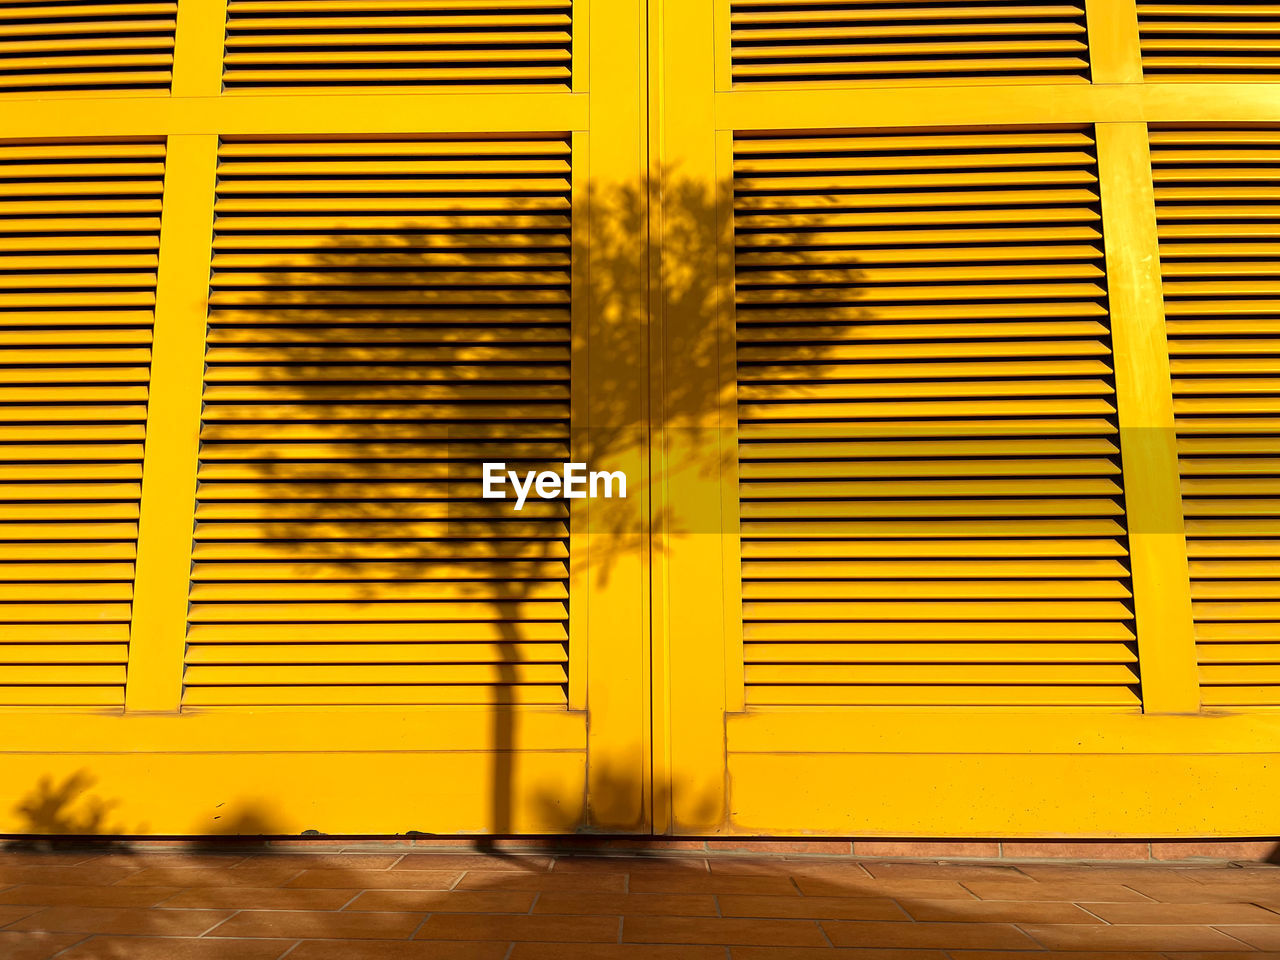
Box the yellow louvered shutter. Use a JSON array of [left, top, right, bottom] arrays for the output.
[[0, 1, 176, 97], [0, 140, 164, 706], [1152, 127, 1280, 707], [184, 135, 573, 707], [223, 0, 573, 92], [1138, 2, 1280, 81], [733, 128, 1140, 708], [728, 1, 1090, 86]]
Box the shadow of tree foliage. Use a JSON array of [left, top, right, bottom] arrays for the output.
[[180, 140, 758, 838]]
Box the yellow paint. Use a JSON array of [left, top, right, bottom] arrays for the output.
[[1, 0, 1278, 837], [127, 135, 217, 714], [1095, 123, 1199, 714]]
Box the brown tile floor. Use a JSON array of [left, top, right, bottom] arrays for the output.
[[0, 847, 1278, 958]]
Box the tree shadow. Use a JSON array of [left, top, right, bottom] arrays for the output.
[[1, 126, 1141, 845], [8, 771, 128, 840], [181, 137, 764, 839]]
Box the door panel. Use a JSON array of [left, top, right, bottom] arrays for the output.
[[654, 0, 1280, 838], [0, 0, 651, 836]]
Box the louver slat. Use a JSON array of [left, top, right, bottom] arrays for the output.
[[733, 129, 1139, 708], [0, 1, 175, 96], [1152, 127, 1280, 707], [729, 1, 1090, 87], [0, 140, 163, 706], [190, 136, 572, 707], [1138, 2, 1280, 81], [223, 0, 573, 93]]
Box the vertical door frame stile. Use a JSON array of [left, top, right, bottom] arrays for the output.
[[568, 129, 590, 714], [1085, 0, 1144, 84], [714, 130, 745, 715], [125, 136, 217, 712], [125, 0, 226, 713], [171, 0, 228, 98], [646, 0, 672, 836], [655, 0, 732, 834], [572, 0, 589, 95], [711, 0, 733, 92], [1095, 124, 1201, 713], [582, 0, 653, 831]]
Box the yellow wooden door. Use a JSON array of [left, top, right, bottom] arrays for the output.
[[0, 0, 654, 836], [650, 0, 1280, 838]]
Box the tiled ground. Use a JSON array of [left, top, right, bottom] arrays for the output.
[[0, 847, 1278, 959]]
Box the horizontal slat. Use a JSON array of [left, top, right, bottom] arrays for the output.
[[0, 644, 128, 663], [189, 581, 568, 601], [182, 685, 567, 706], [187, 621, 568, 642], [747, 685, 1139, 706], [185, 643, 567, 665], [744, 621, 1136, 641], [747, 642, 1137, 664], [743, 580, 1131, 600], [747, 664, 1139, 685], [183, 663, 567, 685]]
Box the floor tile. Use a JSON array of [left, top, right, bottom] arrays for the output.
[[1087, 902, 1280, 924], [285, 869, 461, 890], [160, 886, 358, 910], [0, 904, 43, 925], [0, 867, 139, 887], [415, 913, 619, 942], [1123, 882, 1280, 904], [511, 945, 726, 960], [1011, 865, 1204, 884], [1215, 926, 1280, 950], [209, 909, 423, 939], [7, 906, 231, 936], [718, 893, 908, 921], [0, 884, 180, 908], [623, 915, 829, 946], [1020, 923, 1253, 950], [288, 941, 509, 960], [532, 892, 718, 916], [795, 877, 974, 899], [453, 870, 627, 893], [860, 862, 1029, 881], [116, 867, 303, 888], [347, 890, 535, 913], [553, 857, 691, 875], [393, 855, 552, 873], [78, 854, 249, 870], [823, 919, 1038, 949], [629, 875, 799, 895], [732, 950, 948, 960], [962, 880, 1152, 902], [232, 854, 403, 871], [899, 898, 1102, 923], [56, 935, 292, 959], [0, 930, 86, 960]]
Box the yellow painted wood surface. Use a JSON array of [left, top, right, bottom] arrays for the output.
[[0, 0, 1278, 837]]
